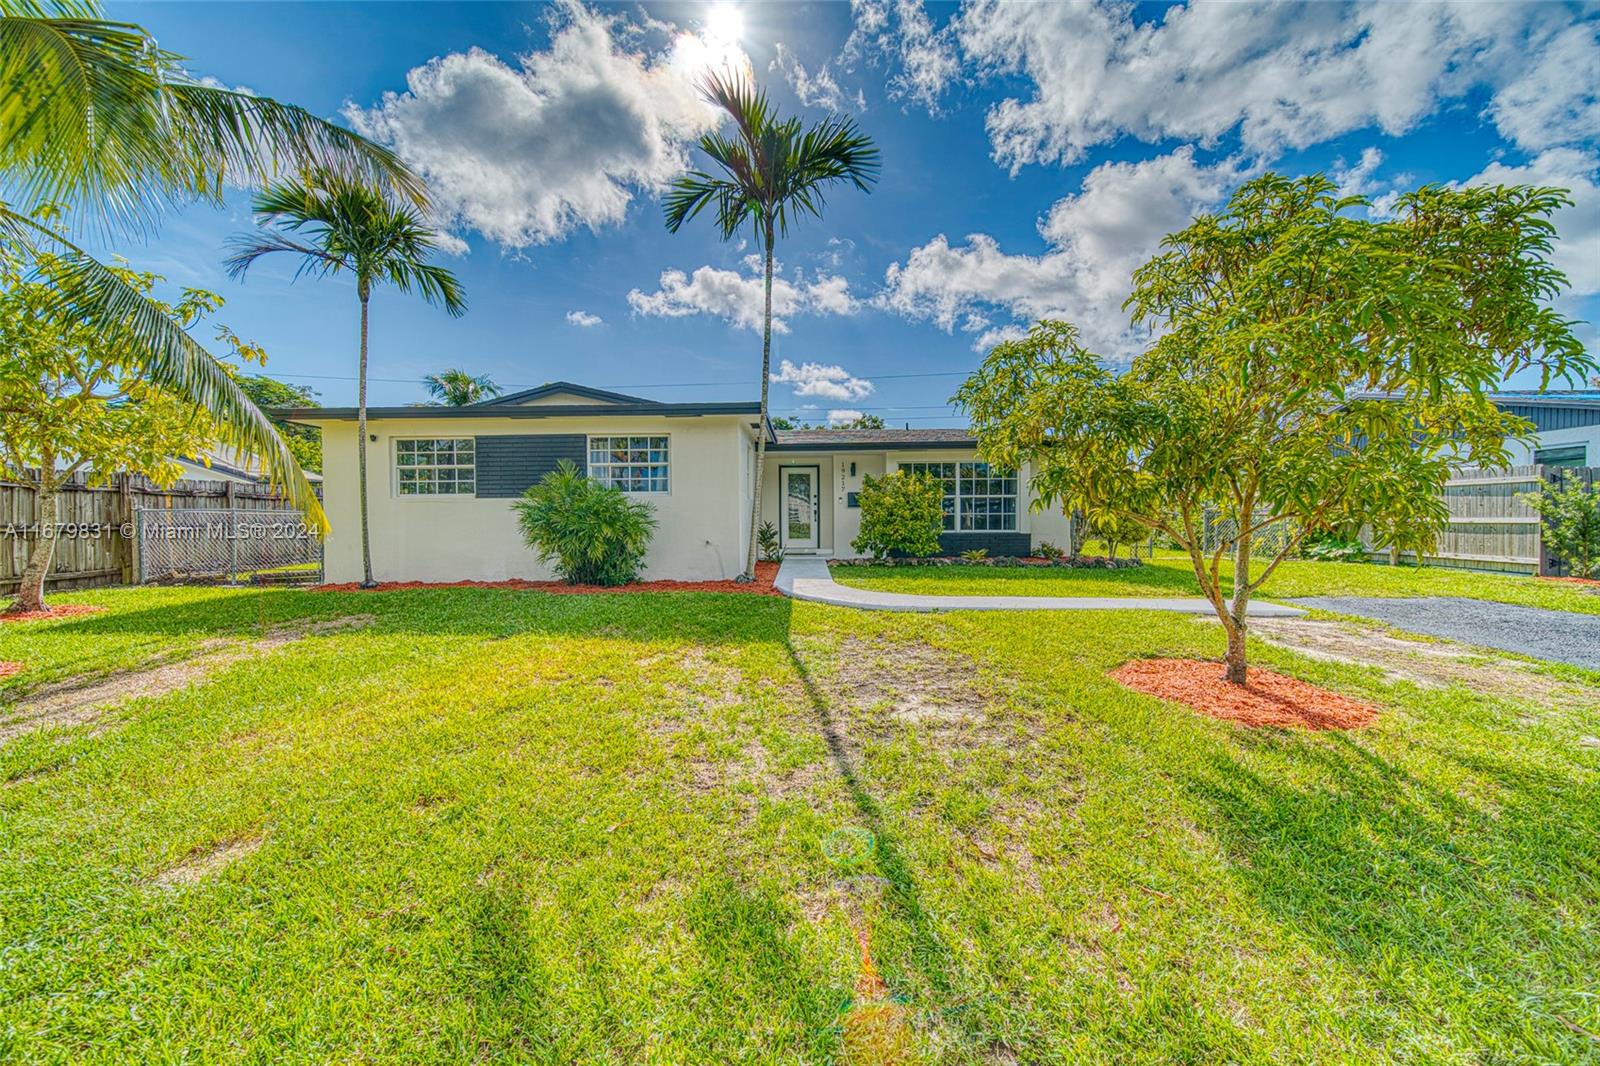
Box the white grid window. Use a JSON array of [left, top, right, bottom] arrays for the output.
[[589, 435, 669, 493], [899, 460, 1016, 531], [396, 438, 475, 495]]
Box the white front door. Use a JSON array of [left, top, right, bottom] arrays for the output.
[[780, 467, 819, 550]]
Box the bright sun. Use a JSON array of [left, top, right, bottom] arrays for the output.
[[704, 2, 744, 45]]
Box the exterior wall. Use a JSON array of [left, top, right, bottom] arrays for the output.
[[1501, 424, 1600, 467], [317, 414, 747, 583], [760, 449, 1075, 558]]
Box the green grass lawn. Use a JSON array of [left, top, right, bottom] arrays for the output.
[[2, 584, 1597, 1062], [832, 551, 1600, 615]]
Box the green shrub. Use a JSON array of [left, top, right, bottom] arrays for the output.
[[1301, 532, 1369, 563], [959, 548, 989, 561], [757, 520, 784, 562], [1520, 479, 1600, 578], [852, 470, 944, 559], [1035, 540, 1065, 561], [512, 460, 657, 585]]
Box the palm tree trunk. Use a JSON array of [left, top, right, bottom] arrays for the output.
[[12, 472, 59, 613], [742, 226, 776, 582], [356, 286, 376, 588]]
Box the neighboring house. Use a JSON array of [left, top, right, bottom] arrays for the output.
[[172, 445, 324, 485], [277, 381, 1073, 584], [1490, 390, 1600, 468]]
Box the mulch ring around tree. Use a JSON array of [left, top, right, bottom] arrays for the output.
[[313, 561, 782, 597], [0, 662, 22, 678], [0, 604, 105, 624], [1110, 658, 1380, 731]]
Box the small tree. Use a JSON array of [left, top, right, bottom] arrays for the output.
[[957, 175, 1592, 685], [512, 461, 656, 586], [239, 374, 321, 473], [1086, 511, 1148, 560], [1521, 479, 1600, 578], [852, 471, 945, 559], [0, 252, 256, 612]]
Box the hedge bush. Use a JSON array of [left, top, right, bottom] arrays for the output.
[[512, 460, 657, 585], [852, 470, 944, 559]]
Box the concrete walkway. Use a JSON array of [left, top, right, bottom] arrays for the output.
[[774, 556, 1306, 616]]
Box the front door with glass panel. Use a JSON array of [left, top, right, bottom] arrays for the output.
[[780, 467, 819, 550]]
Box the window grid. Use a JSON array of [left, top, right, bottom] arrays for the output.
[[899, 460, 1016, 531], [396, 438, 475, 495], [589, 435, 669, 493]]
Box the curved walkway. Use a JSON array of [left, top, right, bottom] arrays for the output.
[[774, 556, 1305, 616]]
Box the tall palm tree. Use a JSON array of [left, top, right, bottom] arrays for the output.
[[423, 368, 501, 406], [664, 71, 878, 581], [227, 174, 466, 587], [0, 1, 424, 532]]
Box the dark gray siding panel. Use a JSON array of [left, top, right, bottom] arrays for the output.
[[475, 434, 587, 498], [1499, 403, 1600, 433], [889, 532, 1032, 558]]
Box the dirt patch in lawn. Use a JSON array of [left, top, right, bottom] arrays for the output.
[[828, 636, 991, 741], [1111, 658, 1379, 730], [313, 561, 781, 596], [1245, 617, 1596, 710], [0, 661, 22, 679], [0, 604, 104, 623], [0, 613, 375, 745], [149, 834, 264, 888]]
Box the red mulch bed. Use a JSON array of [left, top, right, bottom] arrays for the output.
[[313, 561, 781, 596], [0, 661, 22, 678], [0, 604, 104, 624], [1538, 575, 1600, 588], [1110, 658, 1379, 731]]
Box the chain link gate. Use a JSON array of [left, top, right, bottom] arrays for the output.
[[135, 508, 322, 585], [1201, 508, 1296, 558]]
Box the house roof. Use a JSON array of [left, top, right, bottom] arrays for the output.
[[475, 381, 662, 407], [769, 427, 977, 451], [272, 400, 759, 423], [1489, 389, 1600, 409]]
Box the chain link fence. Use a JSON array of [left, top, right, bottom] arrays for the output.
[[135, 508, 321, 585], [1201, 509, 1296, 558]]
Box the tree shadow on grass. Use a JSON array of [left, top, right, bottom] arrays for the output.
[[1183, 728, 1600, 1057], [782, 639, 963, 1020]]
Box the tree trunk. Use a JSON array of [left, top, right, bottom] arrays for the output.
[[12, 480, 59, 613], [741, 226, 776, 583], [357, 286, 376, 588], [1224, 525, 1254, 685]]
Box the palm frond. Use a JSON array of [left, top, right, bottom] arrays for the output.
[[0, 8, 425, 232]]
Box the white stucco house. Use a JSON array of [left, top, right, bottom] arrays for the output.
[[278, 381, 1074, 584]]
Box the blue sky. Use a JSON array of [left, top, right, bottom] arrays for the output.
[[104, 1, 1600, 422]]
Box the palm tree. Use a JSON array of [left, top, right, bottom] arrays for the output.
[[423, 368, 501, 406], [227, 174, 466, 587], [0, 1, 423, 536], [664, 71, 878, 580]]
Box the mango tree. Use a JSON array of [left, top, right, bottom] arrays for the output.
[[956, 175, 1592, 684]]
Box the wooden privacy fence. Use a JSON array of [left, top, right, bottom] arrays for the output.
[[1362, 465, 1599, 576], [1, 472, 312, 592]]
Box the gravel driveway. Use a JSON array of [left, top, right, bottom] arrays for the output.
[[1288, 596, 1600, 671]]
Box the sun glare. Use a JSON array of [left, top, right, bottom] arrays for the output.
[[705, 2, 744, 46]]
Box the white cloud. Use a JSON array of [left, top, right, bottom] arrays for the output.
[[771, 43, 865, 112], [627, 265, 858, 332], [827, 409, 867, 425], [843, 0, 960, 110], [1487, 21, 1600, 152], [345, 4, 744, 248], [879, 147, 1237, 356], [1333, 147, 1384, 199], [566, 310, 603, 327], [875, 1, 1598, 172], [771, 359, 875, 401]]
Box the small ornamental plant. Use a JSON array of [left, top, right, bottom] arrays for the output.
[[852, 470, 945, 559], [513, 460, 657, 586], [1520, 480, 1600, 578]]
